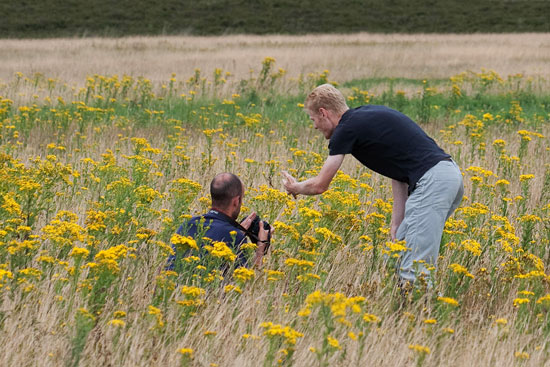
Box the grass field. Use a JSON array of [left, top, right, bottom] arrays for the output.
[[1, 33, 550, 90], [0, 35, 550, 366]]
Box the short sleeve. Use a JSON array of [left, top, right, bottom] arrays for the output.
[[329, 124, 356, 156]]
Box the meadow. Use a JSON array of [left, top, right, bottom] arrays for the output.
[[0, 35, 550, 366]]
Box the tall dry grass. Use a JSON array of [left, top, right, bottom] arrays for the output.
[[1, 33, 549, 85], [1, 33, 549, 367]]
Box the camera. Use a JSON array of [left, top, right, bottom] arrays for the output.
[[240, 215, 271, 250], [248, 216, 271, 242]]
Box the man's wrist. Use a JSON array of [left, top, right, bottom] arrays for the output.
[[293, 182, 302, 195]]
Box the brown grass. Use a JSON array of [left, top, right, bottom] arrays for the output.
[[1, 33, 549, 86], [1, 33, 549, 367]]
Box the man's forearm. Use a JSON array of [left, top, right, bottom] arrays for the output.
[[294, 177, 328, 195], [283, 155, 343, 197], [391, 180, 408, 234], [253, 242, 267, 267]]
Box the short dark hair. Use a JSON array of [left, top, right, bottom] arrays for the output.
[[210, 173, 243, 208]]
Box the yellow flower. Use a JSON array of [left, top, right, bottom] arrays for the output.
[[264, 269, 285, 282], [495, 179, 510, 186], [515, 351, 529, 360], [181, 286, 205, 298], [242, 334, 260, 340], [382, 240, 409, 257], [363, 313, 380, 323], [424, 319, 437, 324], [69, 247, 90, 259], [297, 273, 321, 283], [260, 322, 303, 346], [113, 311, 126, 318], [148, 306, 162, 316], [327, 336, 341, 349], [77, 308, 95, 322], [170, 234, 198, 251], [183, 256, 200, 263], [298, 290, 365, 320], [95, 245, 133, 261], [233, 267, 255, 283], [460, 239, 482, 256], [483, 113, 494, 121], [519, 174, 534, 182], [1, 193, 22, 216], [470, 176, 482, 184], [204, 241, 236, 262], [240, 242, 257, 251], [108, 319, 125, 327], [285, 258, 314, 270], [0, 269, 14, 282], [262, 56, 276, 65], [178, 348, 194, 358], [315, 227, 342, 244], [536, 294, 550, 305], [437, 296, 459, 307], [224, 284, 242, 294], [519, 214, 541, 223], [513, 298, 530, 307], [409, 344, 430, 355]]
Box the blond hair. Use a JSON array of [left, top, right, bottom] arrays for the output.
[[304, 84, 349, 116]]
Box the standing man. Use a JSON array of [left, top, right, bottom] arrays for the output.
[[282, 84, 463, 284]]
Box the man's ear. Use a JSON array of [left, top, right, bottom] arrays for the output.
[[232, 195, 242, 208], [318, 107, 327, 117]]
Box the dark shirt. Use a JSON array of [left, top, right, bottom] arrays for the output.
[[329, 105, 450, 194], [167, 209, 248, 270]]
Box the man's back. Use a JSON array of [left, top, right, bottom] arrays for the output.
[[329, 105, 450, 194], [176, 209, 248, 268]]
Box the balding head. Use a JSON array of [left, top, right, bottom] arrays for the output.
[[210, 173, 244, 211]]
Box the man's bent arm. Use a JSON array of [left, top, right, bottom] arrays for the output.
[[391, 179, 408, 240], [283, 154, 344, 196]]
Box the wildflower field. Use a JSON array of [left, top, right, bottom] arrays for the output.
[[1, 58, 549, 366]]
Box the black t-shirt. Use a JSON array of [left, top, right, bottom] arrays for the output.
[[329, 105, 450, 194]]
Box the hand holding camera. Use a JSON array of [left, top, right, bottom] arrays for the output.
[[240, 212, 273, 255]]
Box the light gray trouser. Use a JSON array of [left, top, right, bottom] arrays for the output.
[[396, 160, 463, 282]]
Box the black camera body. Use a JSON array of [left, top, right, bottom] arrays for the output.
[[240, 216, 271, 255], [247, 216, 272, 244]]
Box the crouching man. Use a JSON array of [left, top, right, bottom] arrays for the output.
[[167, 172, 272, 272]]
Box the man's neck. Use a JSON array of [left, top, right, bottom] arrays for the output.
[[332, 108, 348, 127], [210, 206, 234, 220]]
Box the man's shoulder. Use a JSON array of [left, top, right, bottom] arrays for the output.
[[334, 106, 381, 133], [201, 212, 246, 240], [184, 214, 211, 228], [344, 105, 398, 120], [179, 212, 246, 243]]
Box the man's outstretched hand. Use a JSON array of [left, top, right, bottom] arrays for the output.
[[282, 171, 298, 198]]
